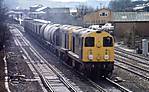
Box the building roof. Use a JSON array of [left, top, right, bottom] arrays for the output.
[[70, 8, 77, 13], [97, 8, 111, 11], [29, 11, 46, 14], [31, 4, 43, 8], [133, 2, 149, 11], [7, 11, 23, 14], [49, 8, 70, 13], [35, 7, 49, 12], [113, 12, 149, 22], [133, 6, 145, 10]]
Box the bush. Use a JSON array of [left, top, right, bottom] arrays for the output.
[[0, 0, 10, 51]]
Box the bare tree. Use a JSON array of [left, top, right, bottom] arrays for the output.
[[76, 4, 94, 18], [109, 0, 132, 12], [0, 0, 9, 50]]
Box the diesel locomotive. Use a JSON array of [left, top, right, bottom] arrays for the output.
[[23, 18, 115, 77]]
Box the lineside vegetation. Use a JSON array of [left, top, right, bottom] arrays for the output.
[[0, 0, 10, 51]]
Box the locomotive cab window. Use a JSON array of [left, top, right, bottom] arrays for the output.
[[85, 37, 94, 47], [103, 37, 113, 47]]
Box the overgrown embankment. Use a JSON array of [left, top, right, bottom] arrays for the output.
[[0, 0, 11, 91]]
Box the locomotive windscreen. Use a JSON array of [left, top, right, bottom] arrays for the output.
[[85, 37, 94, 47], [103, 37, 113, 47]]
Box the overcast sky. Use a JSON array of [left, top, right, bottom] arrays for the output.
[[5, 0, 143, 9], [51, 0, 87, 2], [5, 0, 110, 9], [50, 0, 113, 2]]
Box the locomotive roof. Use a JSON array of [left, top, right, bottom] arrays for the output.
[[72, 28, 95, 36], [81, 30, 111, 38], [34, 19, 51, 24]]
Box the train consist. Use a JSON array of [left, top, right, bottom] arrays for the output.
[[23, 18, 115, 77]]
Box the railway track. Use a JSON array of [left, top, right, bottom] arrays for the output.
[[11, 24, 132, 92], [115, 47, 149, 65], [115, 47, 149, 80], [11, 27, 78, 92], [105, 78, 132, 92], [115, 59, 149, 80], [115, 47, 149, 73], [88, 77, 132, 92]]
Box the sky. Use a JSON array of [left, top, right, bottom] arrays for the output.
[[51, 0, 87, 2], [5, 0, 146, 9], [5, 0, 111, 9], [50, 0, 112, 2]]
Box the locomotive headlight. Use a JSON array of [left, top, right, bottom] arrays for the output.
[[88, 49, 93, 60], [88, 54, 93, 60], [104, 55, 109, 60]]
